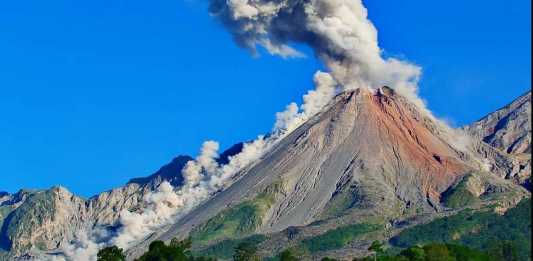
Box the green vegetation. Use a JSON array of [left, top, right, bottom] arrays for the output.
[[321, 188, 359, 218], [391, 199, 531, 260], [279, 249, 298, 261], [368, 241, 385, 261], [98, 238, 216, 261], [97, 246, 126, 261], [233, 242, 261, 261], [350, 243, 492, 261], [191, 186, 278, 244], [195, 235, 267, 260], [101, 236, 509, 261], [300, 223, 381, 253], [3, 190, 55, 252], [440, 175, 480, 208], [98, 198, 530, 261], [264, 246, 308, 261]]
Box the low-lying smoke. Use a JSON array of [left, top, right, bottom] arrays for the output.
[[111, 182, 183, 249], [58, 137, 274, 261], [57, 182, 182, 261]]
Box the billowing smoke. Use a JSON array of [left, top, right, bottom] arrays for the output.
[[182, 141, 220, 186], [111, 182, 184, 249], [61, 230, 102, 261], [210, 0, 424, 107], [57, 182, 182, 261], [58, 137, 272, 260], [274, 71, 337, 134]]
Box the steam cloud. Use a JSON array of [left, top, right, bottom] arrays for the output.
[[210, 0, 424, 107]]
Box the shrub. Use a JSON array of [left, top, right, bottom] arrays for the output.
[[97, 246, 126, 261]]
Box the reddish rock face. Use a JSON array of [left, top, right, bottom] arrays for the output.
[[326, 88, 469, 202], [367, 89, 468, 197]]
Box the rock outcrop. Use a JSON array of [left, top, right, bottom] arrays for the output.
[[466, 91, 531, 154], [465, 91, 531, 187], [1, 88, 530, 261]]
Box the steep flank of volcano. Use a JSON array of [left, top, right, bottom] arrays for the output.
[[148, 87, 499, 249]]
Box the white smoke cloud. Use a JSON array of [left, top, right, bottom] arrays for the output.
[[260, 38, 305, 58], [111, 182, 184, 249], [182, 141, 220, 186], [57, 136, 272, 261], [274, 71, 338, 135], [60, 230, 102, 261], [210, 0, 424, 107], [57, 182, 182, 261]]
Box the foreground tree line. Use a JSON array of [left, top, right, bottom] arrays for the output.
[[96, 238, 520, 261]]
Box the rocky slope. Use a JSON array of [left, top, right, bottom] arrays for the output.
[[128, 88, 529, 260], [465, 91, 531, 154], [0, 147, 246, 260], [0, 156, 192, 260], [464, 91, 531, 188]]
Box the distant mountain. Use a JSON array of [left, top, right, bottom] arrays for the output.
[[126, 144, 245, 188], [128, 155, 192, 187], [0, 88, 530, 261], [464, 91, 531, 188], [466, 91, 531, 154]]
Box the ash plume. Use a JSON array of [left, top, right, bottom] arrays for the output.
[[210, 0, 423, 107]]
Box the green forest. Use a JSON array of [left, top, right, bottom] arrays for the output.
[[96, 199, 530, 261]]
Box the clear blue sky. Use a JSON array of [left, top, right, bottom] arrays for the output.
[[0, 0, 530, 197]]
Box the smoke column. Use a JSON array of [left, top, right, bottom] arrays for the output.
[[210, 0, 424, 107]]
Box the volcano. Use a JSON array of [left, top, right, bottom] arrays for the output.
[[1, 88, 529, 261], [125, 88, 527, 259]]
